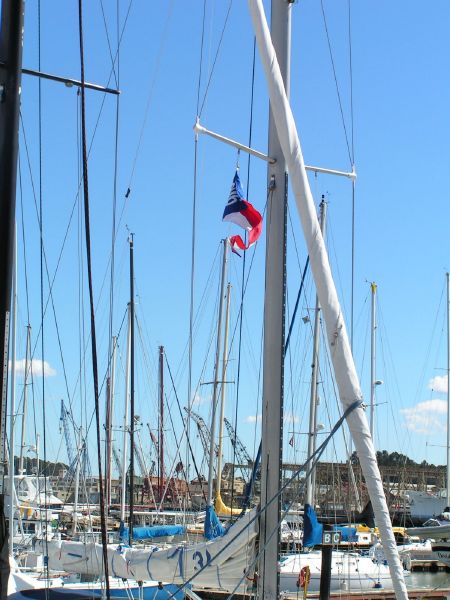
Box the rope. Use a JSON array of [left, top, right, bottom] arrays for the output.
[[198, 0, 234, 117], [320, 0, 352, 166], [195, 0, 207, 115], [77, 0, 110, 595]]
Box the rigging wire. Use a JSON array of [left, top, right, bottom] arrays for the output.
[[198, 0, 233, 117], [319, 0, 352, 167], [77, 0, 110, 594], [195, 0, 207, 115], [126, 0, 174, 195]]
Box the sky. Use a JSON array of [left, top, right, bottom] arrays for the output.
[[8, 0, 450, 481]]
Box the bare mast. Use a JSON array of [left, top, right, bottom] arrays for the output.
[[158, 346, 164, 505], [258, 1, 290, 598]]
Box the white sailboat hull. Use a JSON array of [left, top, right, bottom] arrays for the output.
[[35, 508, 257, 593], [279, 551, 397, 593]]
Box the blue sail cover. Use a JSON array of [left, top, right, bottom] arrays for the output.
[[120, 524, 185, 541], [333, 525, 357, 542], [204, 505, 226, 540], [303, 503, 323, 547], [303, 504, 357, 546]]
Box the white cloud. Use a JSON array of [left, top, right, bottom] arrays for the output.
[[283, 412, 299, 425], [245, 414, 261, 424], [400, 399, 446, 434], [245, 412, 299, 425], [192, 393, 207, 407], [10, 358, 56, 377], [428, 375, 447, 393]]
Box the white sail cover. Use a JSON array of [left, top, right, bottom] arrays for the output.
[[247, 1, 408, 599], [36, 508, 257, 593]]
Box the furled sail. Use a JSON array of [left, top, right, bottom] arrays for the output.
[[36, 507, 257, 592], [247, 1, 408, 599]]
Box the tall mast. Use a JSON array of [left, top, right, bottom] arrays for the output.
[[19, 325, 31, 474], [106, 336, 117, 508], [158, 346, 164, 505], [215, 283, 232, 500], [370, 282, 377, 440], [8, 229, 17, 557], [120, 305, 131, 525], [0, 2, 25, 588], [72, 427, 82, 535], [446, 272, 450, 508], [128, 235, 135, 546], [207, 239, 228, 507], [305, 199, 326, 507], [259, 1, 290, 597]]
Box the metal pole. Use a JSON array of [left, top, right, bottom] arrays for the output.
[[129, 236, 135, 546], [19, 325, 31, 475], [370, 282, 377, 441], [447, 273, 450, 507], [259, 2, 290, 597], [8, 229, 17, 557], [0, 1, 24, 590], [72, 428, 82, 535], [120, 305, 131, 525], [158, 346, 164, 505], [215, 283, 232, 500], [207, 239, 228, 507], [106, 336, 117, 508], [319, 533, 333, 600], [305, 200, 326, 507]]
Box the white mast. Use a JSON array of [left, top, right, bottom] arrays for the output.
[[120, 305, 131, 525], [215, 282, 231, 500], [446, 272, 450, 508], [370, 282, 377, 440], [248, 1, 408, 598], [8, 228, 17, 556], [305, 199, 326, 507], [258, 2, 290, 597], [207, 239, 228, 508], [72, 427, 82, 535], [106, 336, 117, 508], [18, 324, 30, 474]]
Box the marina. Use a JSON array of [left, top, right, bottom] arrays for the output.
[[2, 0, 450, 599]]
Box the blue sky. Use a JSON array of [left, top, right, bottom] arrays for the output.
[[9, 0, 450, 479]]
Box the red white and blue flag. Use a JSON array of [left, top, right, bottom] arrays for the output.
[[222, 170, 262, 254]]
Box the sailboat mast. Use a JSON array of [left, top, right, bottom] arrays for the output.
[[215, 283, 232, 500], [0, 2, 24, 587], [106, 336, 117, 508], [447, 272, 450, 508], [158, 345, 164, 505], [72, 427, 82, 535], [120, 305, 131, 525], [19, 325, 31, 474], [259, 1, 290, 597], [305, 199, 326, 507], [370, 282, 377, 440], [129, 235, 135, 545], [8, 229, 17, 558], [207, 238, 228, 507]]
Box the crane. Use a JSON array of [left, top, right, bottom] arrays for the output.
[[224, 417, 255, 480], [59, 399, 76, 469], [185, 408, 218, 471]]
